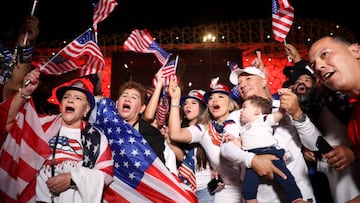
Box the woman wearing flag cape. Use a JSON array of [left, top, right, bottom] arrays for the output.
[[0, 69, 114, 203]]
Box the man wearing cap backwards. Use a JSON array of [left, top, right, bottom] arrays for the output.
[[0, 69, 114, 203], [221, 53, 321, 202], [290, 65, 360, 203]]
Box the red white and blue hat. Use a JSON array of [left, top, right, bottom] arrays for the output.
[[204, 83, 231, 102], [180, 89, 206, 107], [56, 78, 95, 110]]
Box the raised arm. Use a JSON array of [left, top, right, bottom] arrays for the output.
[[284, 43, 302, 63], [143, 68, 163, 122], [167, 76, 192, 143], [6, 69, 40, 132], [278, 88, 320, 150], [3, 16, 39, 101]]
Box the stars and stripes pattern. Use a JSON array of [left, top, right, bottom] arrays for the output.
[[36, 28, 105, 77], [123, 29, 171, 66], [162, 57, 178, 86], [0, 95, 113, 203], [92, 98, 197, 203], [272, 0, 294, 42], [178, 148, 196, 191], [227, 61, 241, 101], [92, 0, 118, 42], [227, 61, 239, 72], [155, 90, 169, 128], [93, 0, 118, 30]]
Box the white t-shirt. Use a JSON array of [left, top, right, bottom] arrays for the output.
[[240, 114, 278, 150], [37, 126, 83, 201], [36, 125, 111, 203]]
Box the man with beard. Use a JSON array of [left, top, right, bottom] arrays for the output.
[[290, 61, 360, 203], [290, 68, 322, 122]]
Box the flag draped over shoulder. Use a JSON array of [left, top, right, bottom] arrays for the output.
[[272, 0, 294, 42], [35, 28, 105, 77], [0, 94, 114, 203], [92, 98, 197, 203], [123, 29, 171, 66], [0, 96, 59, 203]]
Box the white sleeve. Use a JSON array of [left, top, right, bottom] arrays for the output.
[[224, 110, 241, 138], [290, 113, 321, 151], [71, 167, 105, 203], [187, 124, 206, 143], [220, 141, 255, 168]]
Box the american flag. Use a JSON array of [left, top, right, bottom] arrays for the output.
[[272, 0, 294, 42], [92, 0, 118, 42], [227, 61, 241, 101], [155, 90, 169, 128], [36, 29, 105, 77], [178, 148, 196, 191], [123, 29, 171, 66], [0, 96, 113, 203], [162, 57, 178, 86], [93, 0, 118, 28], [155, 57, 179, 127], [227, 61, 239, 72], [92, 98, 197, 203]]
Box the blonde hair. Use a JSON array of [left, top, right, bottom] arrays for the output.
[[198, 97, 239, 125]]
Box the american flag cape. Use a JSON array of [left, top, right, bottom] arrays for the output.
[[123, 29, 171, 66], [0, 96, 56, 203], [0, 95, 113, 203], [272, 0, 294, 42], [92, 98, 197, 203], [35, 28, 105, 77]]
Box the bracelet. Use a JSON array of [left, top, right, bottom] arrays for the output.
[[18, 87, 31, 99], [170, 104, 181, 108], [16, 45, 34, 63]]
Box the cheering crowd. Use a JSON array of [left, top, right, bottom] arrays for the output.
[[1, 2, 360, 203]]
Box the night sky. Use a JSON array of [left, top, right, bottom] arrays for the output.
[[1, 0, 358, 42]]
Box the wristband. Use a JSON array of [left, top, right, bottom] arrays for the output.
[[16, 45, 33, 63], [170, 104, 181, 108]]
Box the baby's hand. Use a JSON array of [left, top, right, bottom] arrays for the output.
[[223, 134, 242, 148]]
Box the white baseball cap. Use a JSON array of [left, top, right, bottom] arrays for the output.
[[229, 66, 266, 85]]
